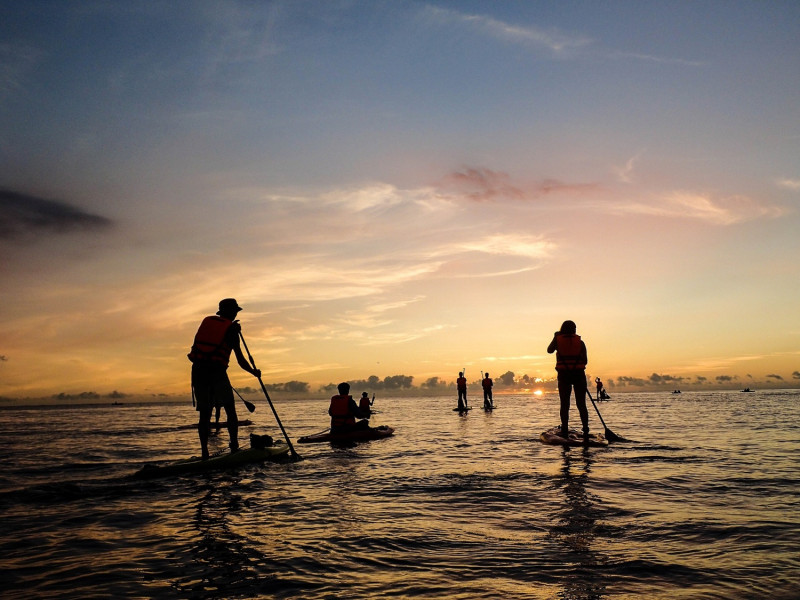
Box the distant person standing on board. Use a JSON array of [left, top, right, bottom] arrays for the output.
[[188, 298, 261, 460], [547, 320, 589, 439], [595, 377, 609, 400], [482, 372, 494, 409], [359, 391, 374, 416], [329, 382, 370, 432], [457, 371, 468, 410]]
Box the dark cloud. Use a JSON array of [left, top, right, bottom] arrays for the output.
[[615, 376, 648, 387], [442, 167, 600, 203], [648, 372, 686, 384], [0, 189, 112, 239], [793, 371, 800, 380], [696, 376, 707, 382], [715, 375, 736, 382], [766, 373, 784, 381], [444, 167, 525, 202]]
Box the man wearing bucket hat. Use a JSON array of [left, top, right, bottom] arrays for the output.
[[188, 298, 261, 459]]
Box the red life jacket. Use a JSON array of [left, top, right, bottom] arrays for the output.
[[555, 333, 586, 370], [188, 316, 233, 367], [330, 394, 355, 428], [482, 377, 493, 389], [457, 377, 467, 391], [359, 396, 371, 412]]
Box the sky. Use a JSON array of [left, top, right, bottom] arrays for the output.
[[1, 0, 799, 398]]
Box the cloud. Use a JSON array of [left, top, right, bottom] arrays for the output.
[[459, 233, 554, 260], [776, 178, 800, 191], [0, 189, 113, 240], [793, 371, 800, 380], [715, 375, 737, 382], [648, 372, 686, 384], [441, 167, 599, 203], [0, 42, 43, 100], [612, 191, 784, 225], [613, 152, 643, 184], [766, 373, 784, 381], [422, 6, 592, 55], [442, 168, 525, 202]]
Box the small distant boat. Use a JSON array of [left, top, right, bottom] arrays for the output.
[[672, 390, 681, 394], [741, 388, 755, 393]]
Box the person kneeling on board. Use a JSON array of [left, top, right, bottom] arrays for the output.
[[547, 320, 589, 440], [329, 382, 370, 433], [188, 298, 261, 460]]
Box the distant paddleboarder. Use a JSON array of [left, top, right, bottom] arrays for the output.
[[482, 372, 494, 409], [595, 377, 610, 400], [188, 298, 262, 460], [547, 320, 589, 440], [456, 371, 468, 411], [359, 391, 375, 416]]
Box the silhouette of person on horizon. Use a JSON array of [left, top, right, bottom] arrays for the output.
[[329, 382, 370, 432], [595, 377, 609, 400], [547, 320, 589, 440], [482, 372, 494, 409], [188, 298, 261, 460], [456, 371, 468, 411]]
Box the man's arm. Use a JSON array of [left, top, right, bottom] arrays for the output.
[[227, 323, 261, 377], [547, 332, 559, 354]]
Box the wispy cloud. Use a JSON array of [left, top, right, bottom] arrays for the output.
[[613, 152, 644, 184], [610, 190, 785, 225], [0, 42, 43, 100], [776, 178, 800, 191], [422, 5, 591, 55], [0, 189, 113, 240]]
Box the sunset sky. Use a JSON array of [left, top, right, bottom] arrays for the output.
[[2, 1, 799, 399]]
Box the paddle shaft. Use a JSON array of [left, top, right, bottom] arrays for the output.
[[231, 386, 256, 413], [239, 332, 300, 459], [586, 388, 623, 442]]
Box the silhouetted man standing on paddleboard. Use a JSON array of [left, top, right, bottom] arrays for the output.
[[547, 320, 589, 440], [482, 372, 494, 409], [188, 298, 261, 460], [457, 371, 468, 411]]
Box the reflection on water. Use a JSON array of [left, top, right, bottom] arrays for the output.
[[550, 447, 606, 600]]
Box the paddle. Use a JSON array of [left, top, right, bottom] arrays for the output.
[[231, 386, 256, 413], [239, 332, 301, 460], [463, 367, 469, 410], [586, 389, 626, 442]]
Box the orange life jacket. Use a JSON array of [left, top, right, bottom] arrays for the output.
[[555, 333, 586, 370], [330, 394, 355, 428], [188, 316, 233, 367], [457, 377, 467, 391], [482, 377, 493, 389]]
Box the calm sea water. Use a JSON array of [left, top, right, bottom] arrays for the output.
[[1, 390, 798, 599]]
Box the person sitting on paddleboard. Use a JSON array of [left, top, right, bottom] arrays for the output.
[[482, 373, 493, 409], [329, 382, 370, 433], [358, 391, 374, 416], [188, 298, 261, 460], [547, 320, 589, 440]]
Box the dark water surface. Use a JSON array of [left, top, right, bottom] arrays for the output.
[[1, 390, 798, 599]]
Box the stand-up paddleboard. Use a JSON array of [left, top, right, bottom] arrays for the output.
[[540, 426, 608, 447], [133, 443, 289, 478], [453, 406, 471, 412], [176, 419, 253, 430], [297, 425, 394, 444]]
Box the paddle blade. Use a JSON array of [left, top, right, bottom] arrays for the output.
[[244, 399, 256, 413], [604, 427, 627, 443]]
